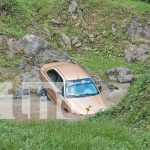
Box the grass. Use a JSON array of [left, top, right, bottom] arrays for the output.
[[70, 51, 149, 79], [0, 119, 149, 150], [0, 54, 20, 68], [91, 73, 150, 129]]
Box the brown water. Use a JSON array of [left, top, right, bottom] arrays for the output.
[[0, 83, 129, 121]]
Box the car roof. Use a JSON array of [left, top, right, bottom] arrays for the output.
[[54, 63, 90, 81]]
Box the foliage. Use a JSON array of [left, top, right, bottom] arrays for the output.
[[92, 73, 150, 129]]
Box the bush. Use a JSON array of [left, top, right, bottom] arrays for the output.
[[92, 73, 150, 129]]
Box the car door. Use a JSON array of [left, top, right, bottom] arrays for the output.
[[45, 69, 59, 102], [46, 69, 64, 103]]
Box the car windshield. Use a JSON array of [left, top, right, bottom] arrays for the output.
[[65, 78, 99, 98]]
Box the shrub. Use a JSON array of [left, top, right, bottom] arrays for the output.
[[92, 73, 150, 129]]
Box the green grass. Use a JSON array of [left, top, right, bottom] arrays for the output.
[[0, 119, 149, 150], [0, 54, 20, 68], [70, 51, 149, 79], [91, 73, 150, 129]]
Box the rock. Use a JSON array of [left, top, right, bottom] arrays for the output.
[[68, 0, 78, 14], [89, 34, 95, 42], [106, 68, 117, 76], [18, 63, 28, 70], [71, 14, 78, 20], [68, 0, 80, 19], [107, 84, 119, 91], [15, 34, 70, 66], [71, 36, 82, 48], [116, 67, 130, 75], [19, 69, 44, 95], [106, 67, 134, 83], [117, 75, 134, 83], [112, 24, 117, 33], [127, 18, 150, 41], [15, 87, 30, 99], [61, 34, 72, 49], [125, 44, 150, 63], [52, 16, 65, 26], [16, 35, 47, 55]]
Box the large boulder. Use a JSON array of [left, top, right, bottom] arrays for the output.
[[16, 35, 50, 55], [127, 18, 150, 42], [124, 44, 150, 63], [16, 34, 70, 66], [106, 67, 134, 83]]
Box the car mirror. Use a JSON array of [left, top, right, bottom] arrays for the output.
[[98, 86, 102, 92]]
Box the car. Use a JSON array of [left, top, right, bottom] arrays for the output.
[[40, 62, 108, 115]]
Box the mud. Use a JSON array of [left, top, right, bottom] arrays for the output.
[[0, 83, 129, 121]]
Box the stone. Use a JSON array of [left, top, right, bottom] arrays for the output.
[[124, 44, 150, 63], [68, 0, 80, 19], [52, 16, 65, 26], [117, 75, 134, 83], [106, 68, 117, 76], [68, 0, 78, 14], [15, 34, 70, 66], [116, 67, 130, 75], [19, 69, 44, 96], [16, 35, 46, 55], [89, 34, 95, 42], [71, 36, 82, 48], [106, 67, 134, 83], [127, 18, 150, 41], [112, 24, 117, 33], [18, 62, 28, 70], [61, 34, 72, 49], [107, 84, 119, 91]]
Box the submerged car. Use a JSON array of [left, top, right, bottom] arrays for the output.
[[40, 62, 108, 115]]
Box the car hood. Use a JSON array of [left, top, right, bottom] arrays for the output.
[[66, 94, 108, 115]]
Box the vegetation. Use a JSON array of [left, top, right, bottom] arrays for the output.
[[91, 73, 150, 129], [0, 119, 149, 150]]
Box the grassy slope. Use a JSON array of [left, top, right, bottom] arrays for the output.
[[0, 120, 149, 150], [91, 73, 150, 129], [0, 0, 150, 79]]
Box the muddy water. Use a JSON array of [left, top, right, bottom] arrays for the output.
[[0, 94, 85, 121], [0, 83, 129, 121]]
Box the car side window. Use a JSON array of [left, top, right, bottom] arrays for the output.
[[56, 76, 64, 92], [47, 69, 59, 83], [47, 69, 64, 93]]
